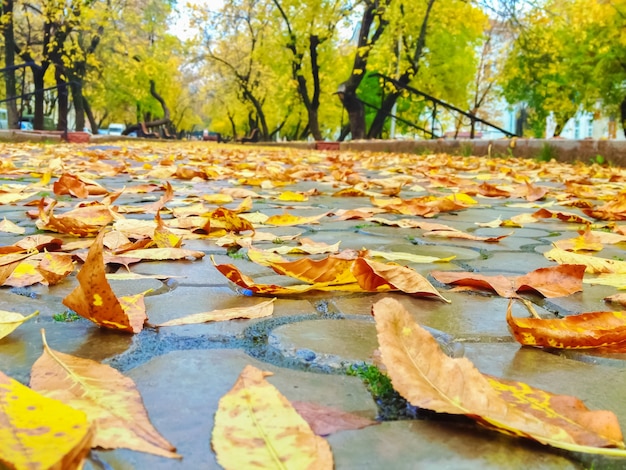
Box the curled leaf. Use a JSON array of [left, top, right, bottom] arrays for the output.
[[156, 298, 275, 327]]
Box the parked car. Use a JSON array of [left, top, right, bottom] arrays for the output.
[[108, 123, 125, 135], [20, 121, 33, 131]]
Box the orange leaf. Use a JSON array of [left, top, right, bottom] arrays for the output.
[[62, 230, 147, 333], [373, 298, 625, 453], [507, 300, 626, 349], [269, 255, 358, 285], [207, 207, 255, 233], [36, 252, 75, 285], [53, 173, 89, 198], [143, 181, 174, 214], [352, 258, 449, 302]]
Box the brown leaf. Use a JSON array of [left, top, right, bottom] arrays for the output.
[[292, 401, 377, 436], [507, 300, 626, 349], [30, 331, 179, 459], [373, 298, 626, 453], [352, 258, 450, 302], [62, 230, 147, 333]]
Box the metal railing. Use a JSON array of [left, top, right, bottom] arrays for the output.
[[371, 73, 517, 139]]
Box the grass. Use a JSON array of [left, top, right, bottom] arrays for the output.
[[53, 311, 81, 322], [226, 246, 248, 260], [536, 143, 557, 162]]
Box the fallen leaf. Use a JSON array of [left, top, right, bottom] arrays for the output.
[[53, 173, 89, 198], [277, 190, 309, 202], [368, 250, 455, 264], [0, 217, 25, 234], [605, 294, 626, 307], [36, 252, 75, 285], [352, 258, 450, 302], [212, 365, 333, 470], [532, 208, 593, 225], [432, 265, 585, 298], [373, 297, 626, 454], [0, 369, 93, 469], [30, 331, 180, 459], [0, 310, 39, 340], [292, 401, 377, 436], [269, 255, 358, 285], [507, 300, 626, 349], [544, 247, 626, 274], [62, 230, 147, 333], [120, 247, 205, 261], [423, 230, 511, 243], [264, 212, 328, 226], [155, 298, 275, 326], [153, 213, 183, 248]]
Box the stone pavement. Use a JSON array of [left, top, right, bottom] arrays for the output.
[[0, 142, 625, 469]]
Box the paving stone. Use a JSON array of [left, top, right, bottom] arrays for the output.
[[328, 420, 580, 469], [464, 250, 553, 274], [89, 349, 377, 469], [329, 291, 536, 341]]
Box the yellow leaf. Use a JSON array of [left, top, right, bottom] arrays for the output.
[[121, 247, 205, 261], [202, 193, 234, 204], [277, 190, 309, 202], [368, 250, 455, 264], [544, 247, 626, 274], [0, 370, 93, 470], [584, 274, 626, 289], [212, 365, 333, 470], [0, 310, 39, 340], [156, 298, 275, 326], [265, 212, 328, 226], [30, 331, 180, 459]]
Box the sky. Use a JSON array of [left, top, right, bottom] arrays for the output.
[[170, 0, 224, 40]]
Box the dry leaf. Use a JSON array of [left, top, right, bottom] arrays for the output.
[[544, 247, 626, 274], [62, 230, 147, 333], [352, 258, 450, 302], [0, 370, 93, 469], [30, 331, 180, 459], [368, 249, 455, 264], [432, 265, 585, 299], [423, 230, 511, 243], [156, 298, 275, 326], [120, 247, 205, 261], [212, 365, 333, 470], [605, 294, 626, 307], [292, 401, 377, 436], [507, 300, 626, 350], [373, 297, 626, 454], [264, 212, 328, 226], [0, 217, 25, 234], [0, 310, 39, 340]]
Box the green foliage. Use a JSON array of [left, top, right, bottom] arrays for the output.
[[347, 364, 394, 399], [53, 311, 81, 322], [536, 143, 557, 162]]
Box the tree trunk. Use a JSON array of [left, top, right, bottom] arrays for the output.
[[55, 63, 68, 132], [32, 67, 46, 130], [337, 0, 390, 140], [368, 0, 436, 139], [619, 96, 626, 135], [2, 0, 19, 129], [83, 97, 99, 134], [70, 80, 86, 131], [337, 90, 366, 139]]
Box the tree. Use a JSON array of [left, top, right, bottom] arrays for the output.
[[1, 0, 20, 129], [270, 0, 350, 140], [337, 0, 390, 139]]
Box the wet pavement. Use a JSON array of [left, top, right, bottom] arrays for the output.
[[1, 141, 625, 469]]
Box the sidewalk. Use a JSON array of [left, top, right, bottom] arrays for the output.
[[0, 141, 625, 469]]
